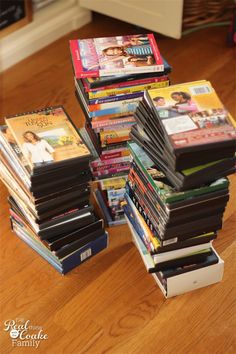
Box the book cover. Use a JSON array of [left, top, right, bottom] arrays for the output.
[[147, 80, 236, 152], [5, 107, 91, 171], [70, 34, 164, 78]]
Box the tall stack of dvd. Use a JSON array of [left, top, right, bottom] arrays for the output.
[[0, 107, 108, 274], [123, 81, 236, 297], [70, 34, 171, 225]]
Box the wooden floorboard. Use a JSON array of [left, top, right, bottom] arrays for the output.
[[0, 13, 235, 354]]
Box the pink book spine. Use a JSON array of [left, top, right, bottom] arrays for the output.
[[91, 156, 130, 168], [91, 117, 135, 129], [70, 40, 99, 78], [91, 162, 129, 172], [101, 147, 129, 156], [148, 33, 163, 67], [92, 165, 130, 177], [100, 152, 127, 160]]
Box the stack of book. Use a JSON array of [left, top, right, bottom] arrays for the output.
[[70, 33, 171, 225], [0, 107, 108, 274], [123, 80, 236, 297]]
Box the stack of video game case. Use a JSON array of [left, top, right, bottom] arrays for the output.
[[0, 106, 108, 274], [70, 33, 171, 225], [123, 80, 236, 297]]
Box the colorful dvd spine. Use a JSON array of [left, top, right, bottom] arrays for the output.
[[101, 136, 131, 147], [83, 75, 169, 92], [101, 147, 130, 157], [100, 128, 131, 137], [89, 101, 140, 117], [91, 114, 134, 123], [123, 196, 154, 252], [99, 176, 127, 190], [91, 162, 130, 172], [91, 156, 131, 168], [91, 112, 137, 123], [87, 80, 170, 99], [92, 116, 135, 129], [92, 166, 130, 177], [100, 150, 130, 160], [88, 92, 143, 105], [94, 122, 135, 133]]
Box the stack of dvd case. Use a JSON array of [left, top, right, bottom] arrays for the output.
[[70, 34, 171, 225], [123, 80, 236, 297], [131, 80, 236, 190], [0, 107, 108, 274]]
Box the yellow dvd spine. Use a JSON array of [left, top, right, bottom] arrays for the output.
[[88, 80, 170, 99]]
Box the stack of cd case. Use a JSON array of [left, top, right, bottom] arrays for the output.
[[131, 80, 236, 191], [0, 106, 108, 274], [123, 140, 232, 297], [70, 33, 172, 226], [124, 79, 236, 296]]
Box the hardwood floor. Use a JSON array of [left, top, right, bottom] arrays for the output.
[[0, 13, 235, 354]]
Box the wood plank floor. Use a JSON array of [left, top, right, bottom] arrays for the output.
[[0, 13, 235, 354]]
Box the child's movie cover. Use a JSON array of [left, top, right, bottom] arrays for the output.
[[70, 34, 164, 78], [147, 80, 236, 152], [5, 107, 91, 171]]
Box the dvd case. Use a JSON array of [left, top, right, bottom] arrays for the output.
[[70, 34, 164, 78], [5, 106, 91, 174]]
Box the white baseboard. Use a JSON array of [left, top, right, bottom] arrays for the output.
[[0, 0, 91, 72]]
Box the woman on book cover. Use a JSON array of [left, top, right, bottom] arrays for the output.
[[127, 55, 154, 66], [102, 36, 154, 66], [170, 92, 198, 115], [22, 131, 55, 167]]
